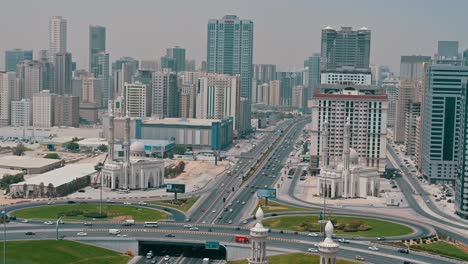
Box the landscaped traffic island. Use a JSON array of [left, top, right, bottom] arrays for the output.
[[410, 241, 468, 261], [12, 203, 168, 222], [253, 199, 313, 214], [148, 196, 200, 212], [229, 253, 357, 264], [0, 240, 130, 264], [263, 215, 413, 237]]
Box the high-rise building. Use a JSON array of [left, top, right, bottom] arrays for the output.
[[404, 102, 420, 156], [197, 74, 240, 131], [54, 95, 79, 127], [253, 83, 269, 105], [0, 72, 16, 126], [16, 60, 43, 100], [162, 46, 186, 72], [437, 41, 459, 59], [33, 90, 56, 128], [310, 84, 387, 173], [400, 55, 432, 81], [152, 71, 179, 118], [179, 83, 197, 118], [95, 52, 110, 106], [320, 71, 371, 85], [304, 54, 321, 99], [49, 16, 67, 63], [54, 52, 72, 95], [81, 77, 102, 108], [124, 82, 148, 117], [269, 80, 281, 107], [382, 78, 400, 128], [89, 25, 106, 73], [253, 64, 277, 85], [421, 65, 468, 184], [277, 71, 303, 106], [456, 82, 468, 219], [38, 52, 55, 92], [292, 85, 306, 109], [5, 49, 33, 72], [11, 99, 31, 127], [140, 60, 159, 71], [185, 59, 196, 72], [112, 57, 138, 73], [207, 15, 254, 102], [320, 26, 371, 71], [394, 81, 418, 143]]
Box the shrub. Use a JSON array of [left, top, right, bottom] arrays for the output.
[[83, 211, 107, 218], [358, 224, 372, 231]]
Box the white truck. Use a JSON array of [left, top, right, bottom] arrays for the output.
[[109, 229, 121, 235], [123, 219, 135, 226]]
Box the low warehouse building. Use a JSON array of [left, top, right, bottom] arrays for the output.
[[0, 156, 62, 174], [10, 163, 97, 198]]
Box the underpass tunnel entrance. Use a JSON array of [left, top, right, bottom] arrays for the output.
[[139, 240, 227, 260]]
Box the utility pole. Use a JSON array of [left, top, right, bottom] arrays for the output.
[[2, 206, 6, 264], [56, 217, 62, 240]]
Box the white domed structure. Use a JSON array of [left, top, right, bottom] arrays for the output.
[[349, 148, 359, 164], [255, 207, 264, 223], [319, 220, 339, 264], [130, 141, 145, 153], [249, 207, 269, 264]]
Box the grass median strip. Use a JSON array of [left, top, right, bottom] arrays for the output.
[[12, 203, 167, 222], [253, 198, 312, 214], [410, 242, 468, 261], [228, 253, 358, 264], [148, 196, 199, 212]]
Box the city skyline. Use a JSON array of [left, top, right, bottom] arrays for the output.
[[0, 0, 467, 72]]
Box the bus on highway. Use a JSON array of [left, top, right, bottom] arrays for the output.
[[143, 222, 159, 227], [234, 235, 249, 243]]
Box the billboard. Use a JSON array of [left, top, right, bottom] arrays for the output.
[[166, 184, 186, 193], [205, 241, 220, 250], [257, 188, 276, 198]]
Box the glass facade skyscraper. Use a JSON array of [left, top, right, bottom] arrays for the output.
[[89, 25, 106, 74], [304, 54, 321, 99], [5, 49, 33, 72]]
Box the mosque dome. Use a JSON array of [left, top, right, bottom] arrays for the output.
[[130, 141, 145, 153], [350, 148, 359, 164], [325, 220, 334, 236], [256, 207, 264, 223]]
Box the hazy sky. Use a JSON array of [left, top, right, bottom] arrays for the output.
[[1, 0, 466, 72]]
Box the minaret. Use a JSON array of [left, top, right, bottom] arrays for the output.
[[319, 220, 339, 264], [108, 101, 115, 161], [123, 111, 131, 189], [321, 119, 329, 168], [249, 207, 268, 264], [342, 119, 351, 197]]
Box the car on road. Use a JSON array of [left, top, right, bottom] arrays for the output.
[[76, 232, 87, 236], [229, 208, 233, 212], [355, 255, 365, 261], [368, 246, 379, 251], [189, 227, 199, 231], [21, 219, 29, 223], [25, 232, 35, 235], [44, 221, 54, 225], [398, 248, 409, 254], [243, 220, 248, 224], [307, 233, 318, 237], [183, 224, 193, 228], [123, 201, 132, 205], [164, 255, 170, 261], [138, 201, 148, 205], [338, 238, 350, 243], [212, 210, 216, 213], [377, 236, 386, 241], [165, 233, 175, 237], [47, 201, 55, 205], [150, 260, 156, 264], [241, 201, 246, 205], [307, 248, 319, 253], [83, 222, 92, 226], [228, 220, 233, 224]]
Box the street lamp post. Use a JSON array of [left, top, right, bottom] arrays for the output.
[[56, 217, 62, 240], [2, 207, 6, 264]]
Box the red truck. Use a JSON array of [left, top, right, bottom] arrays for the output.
[[235, 235, 249, 243]]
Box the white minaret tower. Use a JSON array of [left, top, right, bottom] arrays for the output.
[[249, 207, 268, 264], [108, 101, 115, 161], [321, 119, 329, 168], [319, 220, 339, 264], [342, 119, 351, 197], [123, 111, 131, 189]]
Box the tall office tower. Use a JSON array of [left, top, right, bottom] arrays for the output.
[[292, 85, 306, 109], [89, 25, 106, 73], [310, 84, 388, 173], [11, 99, 31, 127], [253, 64, 277, 85], [112, 57, 139, 73], [207, 15, 254, 109], [422, 65, 468, 184], [180, 71, 204, 85], [201, 61, 207, 72], [304, 54, 321, 99], [16, 60, 43, 100], [179, 83, 197, 118], [32, 90, 56, 128], [186, 59, 196, 71], [196, 74, 240, 129], [54, 95, 79, 127], [320, 26, 371, 71], [124, 82, 148, 117], [277, 71, 302, 106], [140, 60, 159, 71], [404, 102, 420, 156], [95, 52, 110, 106], [162, 46, 186, 72], [382, 78, 400, 128], [49, 16, 67, 63], [37, 51, 55, 92], [54, 52, 72, 95], [5, 49, 33, 72], [400, 56, 431, 81], [0, 72, 16, 126], [463, 49, 468, 66], [456, 83, 468, 219], [437, 41, 459, 59], [268, 80, 281, 107], [152, 71, 179, 118], [394, 81, 418, 143], [81, 77, 102, 107], [370, 65, 391, 86], [253, 83, 269, 104]]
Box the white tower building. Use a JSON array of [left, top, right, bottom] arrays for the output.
[[249, 207, 268, 264], [319, 220, 339, 264]]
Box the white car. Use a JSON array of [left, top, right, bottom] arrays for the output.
[[164, 255, 170, 261], [21, 219, 29, 223], [212, 210, 216, 213], [368, 246, 379, 251], [243, 220, 248, 224], [229, 208, 233, 212], [189, 227, 199, 231], [183, 224, 193, 228], [76, 232, 87, 236], [241, 201, 246, 205], [123, 202, 132, 205], [307, 248, 319, 253], [307, 233, 318, 237], [44, 221, 54, 225], [202, 221, 206, 224], [138, 201, 147, 205], [228, 220, 233, 224], [122, 234, 127, 237], [47, 201, 55, 205]]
